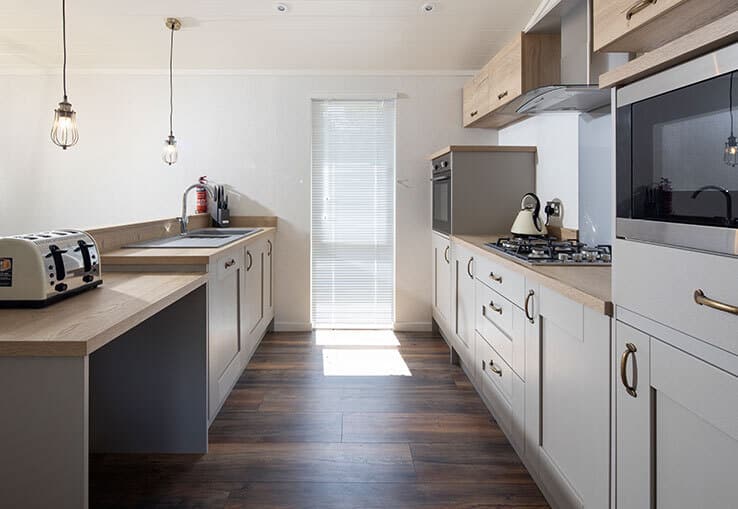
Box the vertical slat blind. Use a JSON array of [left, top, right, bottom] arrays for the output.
[[311, 100, 396, 328]]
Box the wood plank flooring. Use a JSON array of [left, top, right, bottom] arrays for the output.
[[90, 331, 549, 508]]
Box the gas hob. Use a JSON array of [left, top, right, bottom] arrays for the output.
[[485, 237, 611, 266]]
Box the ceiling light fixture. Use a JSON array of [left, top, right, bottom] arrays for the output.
[[50, 0, 79, 150], [162, 17, 181, 166], [275, 3, 289, 13], [421, 3, 436, 13]]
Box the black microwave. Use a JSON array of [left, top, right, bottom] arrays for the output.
[[616, 41, 738, 257]]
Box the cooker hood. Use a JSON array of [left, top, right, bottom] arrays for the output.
[[503, 0, 628, 115]]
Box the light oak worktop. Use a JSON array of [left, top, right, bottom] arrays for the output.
[[0, 272, 207, 357], [453, 234, 613, 316], [428, 145, 537, 160], [102, 227, 275, 266]]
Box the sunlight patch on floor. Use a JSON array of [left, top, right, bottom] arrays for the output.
[[314, 329, 401, 347], [322, 348, 412, 377]]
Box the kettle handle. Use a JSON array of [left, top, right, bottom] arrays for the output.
[[521, 193, 543, 232]]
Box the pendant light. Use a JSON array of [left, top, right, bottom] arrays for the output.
[[725, 71, 737, 167], [163, 18, 181, 166], [50, 0, 79, 150]]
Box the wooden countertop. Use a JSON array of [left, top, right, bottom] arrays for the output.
[[428, 145, 537, 160], [102, 227, 275, 266], [453, 234, 613, 316], [0, 272, 207, 357]]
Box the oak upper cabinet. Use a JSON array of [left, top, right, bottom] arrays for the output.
[[616, 322, 738, 509], [593, 0, 738, 53], [432, 232, 452, 331], [463, 32, 560, 129], [208, 247, 245, 422], [527, 286, 611, 509], [452, 242, 475, 368], [463, 63, 491, 126]]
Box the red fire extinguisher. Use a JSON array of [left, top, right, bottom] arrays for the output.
[[196, 176, 208, 214]]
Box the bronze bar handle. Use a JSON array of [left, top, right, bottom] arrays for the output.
[[224, 259, 236, 269], [267, 239, 272, 256], [524, 290, 535, 324], [620, 343, 638, 398], [444, 245, 450, 264], [694, 289, 738, 316], [467, 257, 474, 279], [489, 361, 502, 376], [470, 110, 478, 117], [497, 90, 508, 100], [489, 301, 503, 315], [489, 272, 502, 284], [246, 251, 253, 271], [626, 0, 657, 20]]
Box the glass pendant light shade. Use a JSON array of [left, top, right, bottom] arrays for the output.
[[162, 134, 178, 165], [725, 135, 738, 167], [51, 100, 79, 149]]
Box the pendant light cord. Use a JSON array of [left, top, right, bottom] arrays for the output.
[[730, 72, 735, 137], [169, 25, 174, 137], [62, 0, 68, 101]]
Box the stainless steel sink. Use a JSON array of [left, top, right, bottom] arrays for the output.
[[123, 228, 261, 249]]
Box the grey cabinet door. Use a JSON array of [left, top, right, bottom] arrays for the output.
[[208, 250, 243, 420]]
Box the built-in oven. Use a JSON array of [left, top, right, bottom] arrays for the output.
[[432, 154, 451, 235], [616, 41, 738, 257]]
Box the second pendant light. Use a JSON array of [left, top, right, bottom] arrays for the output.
[[163, 17, 181, 166]]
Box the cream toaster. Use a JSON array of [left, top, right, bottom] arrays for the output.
[[0, 229, 102, 307]]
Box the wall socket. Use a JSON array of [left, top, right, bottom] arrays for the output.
[[545, 201, 561, 218]]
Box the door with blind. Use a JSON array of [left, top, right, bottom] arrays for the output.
[[311, 99, 396, 329]]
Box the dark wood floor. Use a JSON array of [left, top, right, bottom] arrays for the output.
[[90, 330, 549, 508]]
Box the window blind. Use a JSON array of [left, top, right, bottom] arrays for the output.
[[311, 99, 396, 329]]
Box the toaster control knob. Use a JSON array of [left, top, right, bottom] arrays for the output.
[[55, 283, 68, 292]]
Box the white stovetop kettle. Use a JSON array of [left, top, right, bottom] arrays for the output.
[[511, 192, 548, 236]]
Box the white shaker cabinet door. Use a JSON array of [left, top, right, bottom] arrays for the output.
[[616, 322, 738, 509], [453, 242, 475, 368], [432, 232, 452, 328]]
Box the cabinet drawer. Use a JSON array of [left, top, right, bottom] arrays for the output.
[[215, 249, 243, 280], [593, 0, 738, 53], [475, 254, 525, 306], [615, 239, 738, 357], [477, 332, 514, 404], [476, 282, 525, 378]]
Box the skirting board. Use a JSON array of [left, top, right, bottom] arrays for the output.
[[274, 322, 433, 332], [274, 322, 313, 332], [393, 321, 433, 332]]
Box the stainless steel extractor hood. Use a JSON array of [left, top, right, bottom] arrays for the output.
[[502, 0, 628, 115]]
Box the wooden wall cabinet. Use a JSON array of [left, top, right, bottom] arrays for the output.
[[463, 33, 560, 129], [593, 0, 738, 53]]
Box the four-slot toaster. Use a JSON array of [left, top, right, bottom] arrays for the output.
[[0, 229, 102, 307]]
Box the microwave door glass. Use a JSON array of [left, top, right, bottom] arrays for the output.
[[629, 72, 738, 228]]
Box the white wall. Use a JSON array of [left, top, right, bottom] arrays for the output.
[[0, 72, 496, 330], [498, 111, 613, 245], [498, 113, 580, 230]]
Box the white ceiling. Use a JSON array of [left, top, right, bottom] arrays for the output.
[[0, 0, 541, 71]]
